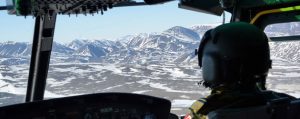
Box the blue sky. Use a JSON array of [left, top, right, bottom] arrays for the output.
[[0, 1, 228, 43]]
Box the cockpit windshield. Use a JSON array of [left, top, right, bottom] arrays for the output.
[[0, 0, 300, 115]]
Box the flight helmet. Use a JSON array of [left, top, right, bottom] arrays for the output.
[[197, 22, 272, 88]]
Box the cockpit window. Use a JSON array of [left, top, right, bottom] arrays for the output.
[[265, 22, 300, 98], [0, 10, 34, 106], [265, 22, 300, 37], [0, 2, 233, 114]]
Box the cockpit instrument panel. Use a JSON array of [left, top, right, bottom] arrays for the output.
[[0, 93, 171, 119]]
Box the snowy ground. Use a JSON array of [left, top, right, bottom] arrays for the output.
[[0, 58, 300, 115]]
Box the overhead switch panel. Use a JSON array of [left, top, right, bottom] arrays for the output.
[[6, 0, 130, 16]]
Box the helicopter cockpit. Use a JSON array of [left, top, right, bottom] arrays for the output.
[[0, 0, 300, 119]]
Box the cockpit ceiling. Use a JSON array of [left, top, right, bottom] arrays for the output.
[[35, 0, 126, 4], [236, 0, 300, 8], [178, 0, 300, 16], [9, 0, 133, 16], [9, 0, 300, 16], [262, 0, 298, 5], [33, 0, 129, 15]]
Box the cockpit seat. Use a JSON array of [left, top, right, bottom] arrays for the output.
[[207, 97, 300, 119]]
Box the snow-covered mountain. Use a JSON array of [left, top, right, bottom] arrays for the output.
[[71, 40, 114, 58], [52, 42, 75, 55], [163, 26, 200, 42], [265, 22, 300, 37], [2, 24, 300, 112], [0, 26, 202, 65], [270, 42, 300, 62], [1, 24, 300, 65], [190, 24, 219, 36], [68, 39, 87, 50], [0, 41, 73, 58], [111, 26, 201, 64], [0, 41, 30, 57]]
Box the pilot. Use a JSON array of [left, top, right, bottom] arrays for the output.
[[184, 22, 295, 119]]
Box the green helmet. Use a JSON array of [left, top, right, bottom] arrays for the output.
[[197, 22, 272, 88]]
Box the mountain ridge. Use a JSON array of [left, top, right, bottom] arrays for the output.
[[1, 23, 300, 65]]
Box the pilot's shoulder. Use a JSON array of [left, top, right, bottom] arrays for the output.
[[190, 98, 207, 113], [259, 90, 297, 101], [185, 98, 208, 119], [271, 91, 297, 100]]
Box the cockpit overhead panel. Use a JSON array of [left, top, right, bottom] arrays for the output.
[[5, 0, 134, 16]]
